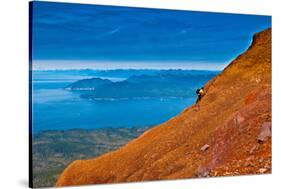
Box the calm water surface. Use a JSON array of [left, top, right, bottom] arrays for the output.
[[32, 71, 195, 133]]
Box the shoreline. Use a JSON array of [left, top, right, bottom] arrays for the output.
[[32, 125, 153, 135]]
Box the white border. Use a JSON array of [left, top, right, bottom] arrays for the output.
[[0, 0, 280, 189]]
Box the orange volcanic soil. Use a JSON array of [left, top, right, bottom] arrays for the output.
[[56, 28, 272, 187]]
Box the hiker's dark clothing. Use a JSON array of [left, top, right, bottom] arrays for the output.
[[196, 88, 204, 103]]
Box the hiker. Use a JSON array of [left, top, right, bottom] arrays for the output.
[[196, 87, 205, 103]]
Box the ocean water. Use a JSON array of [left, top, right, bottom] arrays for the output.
[[31, 71, 196, 133]]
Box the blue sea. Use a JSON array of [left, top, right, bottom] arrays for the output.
[[31, 70, 197, 133]]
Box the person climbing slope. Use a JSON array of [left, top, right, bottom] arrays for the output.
[[196, 87, 205, 103]]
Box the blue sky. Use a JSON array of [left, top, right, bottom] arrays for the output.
[[31, 1, 271, 70]]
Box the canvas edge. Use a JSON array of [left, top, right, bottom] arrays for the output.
[[29, 1, 33, 188]]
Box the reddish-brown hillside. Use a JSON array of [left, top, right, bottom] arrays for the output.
[[56, 28, 272, 187]]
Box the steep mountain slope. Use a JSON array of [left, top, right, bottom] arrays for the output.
[[56, 28, 272, 187]]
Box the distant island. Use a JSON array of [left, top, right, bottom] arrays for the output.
[[65, 70, 218, 99], [65, 77, 112, 91]]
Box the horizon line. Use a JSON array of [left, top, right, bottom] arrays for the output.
[[32, 68, 223, 72], [32, 60, 229, 71]]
